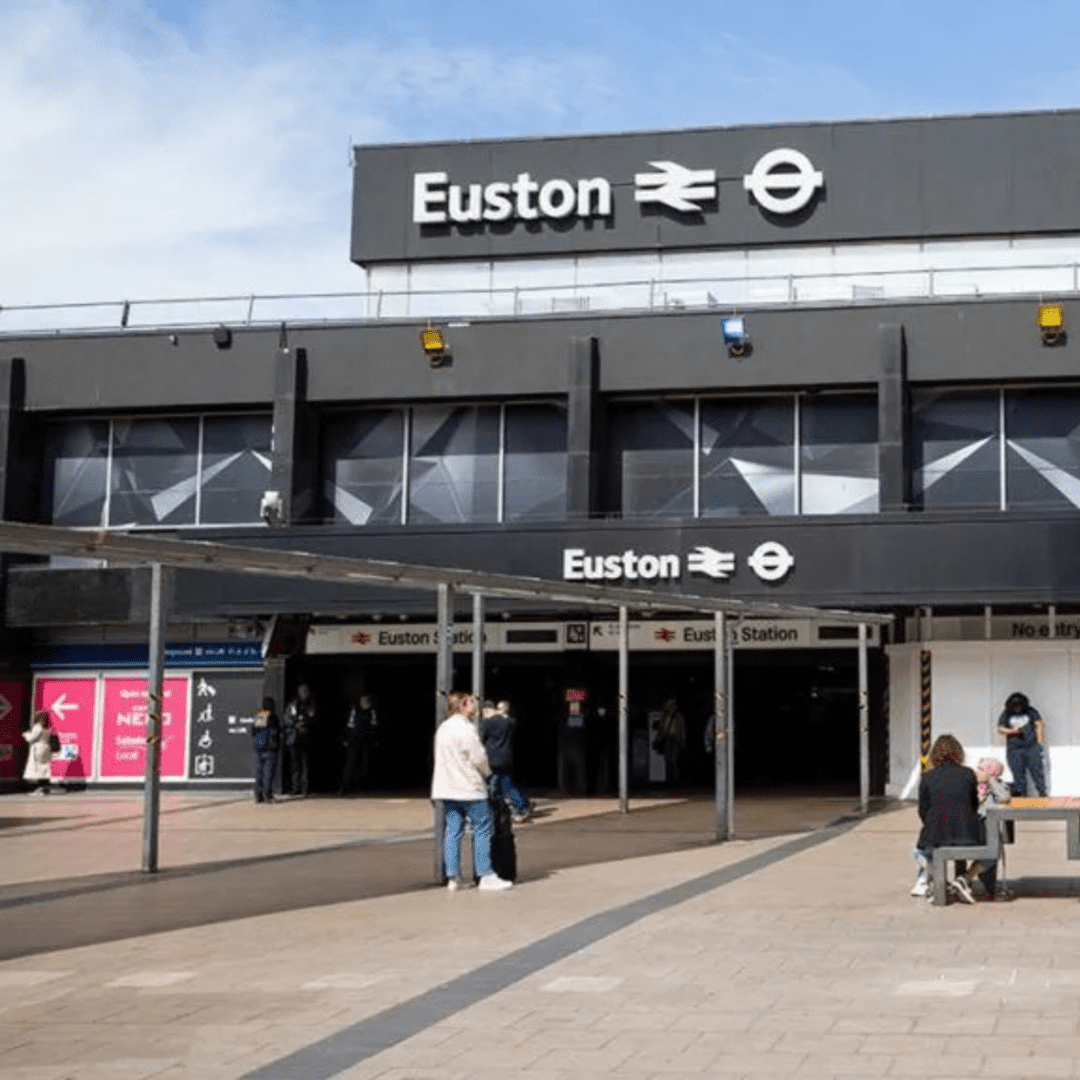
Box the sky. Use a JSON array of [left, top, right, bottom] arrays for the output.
[[6, 0, 1080, 312]]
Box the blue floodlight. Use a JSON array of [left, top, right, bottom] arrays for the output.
[[720, 315, 750, 357]]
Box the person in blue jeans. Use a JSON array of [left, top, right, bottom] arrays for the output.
[[997, 692, 1047, 797], [252, 696, 281, 804], [431, 692, 512, 891], [480, 700, 532, 822]]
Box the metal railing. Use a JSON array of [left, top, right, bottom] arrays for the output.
[[2, 258, 1078, 335]]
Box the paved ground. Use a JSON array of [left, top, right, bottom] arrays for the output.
[[1, 789, 1079, 1079]]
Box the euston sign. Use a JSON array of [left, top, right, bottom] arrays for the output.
[[412, 148, 823, 226], [562, 541, 795, 584]]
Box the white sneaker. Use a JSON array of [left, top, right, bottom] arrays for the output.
[[910, 874, 928, 897], [950, 876, 976, 905], [478, 873, 513, 891], [446, 879, 459, 892]]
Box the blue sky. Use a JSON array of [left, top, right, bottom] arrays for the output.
[[5, 0, 1080, 309]]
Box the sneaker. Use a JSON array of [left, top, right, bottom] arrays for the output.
[[950, 876, 976, 904], [478, 873, 513, 891], [446, 879, 459, 893], [909, 874, 928, 897], [513, 811, 532, 824]]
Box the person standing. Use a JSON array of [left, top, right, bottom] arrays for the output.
[[23, 710, 55, 795], [432, 692, 512, 891], [282, 683, 316, 797], [339, 693, 379, 795], [656, 698, 687, 786], [252, 696, 281, 804], [480, 700, 531, 823], [996, 692, 1047, 797]]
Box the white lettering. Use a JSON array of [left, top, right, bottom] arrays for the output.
[[602, 554, 621, 580], [415, 173, 613, 226], [413, 172, 448, 224], [638, 554, 660, 579], [659, 554, 680, 579], [564, 548, 586, 580], [538, 178, 576, 218], [483, 181, 513, 221], [513, 172, 540, 220], [447, 183, 483, 223], [577, 177, 611, 217], [622, 550, 639, 580]]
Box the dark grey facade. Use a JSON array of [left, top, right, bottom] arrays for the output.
[[6, 108, 1080, 793]]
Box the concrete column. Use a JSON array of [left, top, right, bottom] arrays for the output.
[[713, 612, 730, 841], [877, 324, 908, 512], [566, 336, 600, 518], [471, 593, 485, 702], [271, 344, 314, 524], [858, 622, 870, 817], [436, 583, 454, 729]]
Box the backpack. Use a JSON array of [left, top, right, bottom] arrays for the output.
[[48, 732, 61, 754]]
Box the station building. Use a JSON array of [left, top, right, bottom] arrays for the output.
[[3, 108, 1080, 797]]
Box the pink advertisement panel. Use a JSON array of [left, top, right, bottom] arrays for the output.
[[0, 680, 26, 781], [100, 677, 190, 780], [33, 677, 97, 781]]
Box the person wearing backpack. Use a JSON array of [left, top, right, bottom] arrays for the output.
[[23, 710, 55, 795]]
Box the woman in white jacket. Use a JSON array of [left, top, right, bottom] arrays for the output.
[[432, 692, 512, 891], [23, 710, 54, 795]]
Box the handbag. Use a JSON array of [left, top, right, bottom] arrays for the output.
[[48, 732, 61, 753]]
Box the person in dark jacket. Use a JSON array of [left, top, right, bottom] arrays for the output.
[[480, 700, 531, 822], [339, 694, 379, 795], [914, 733, 981, 903], [996, 691, 1047, 797], [252, 696, 281, 804]]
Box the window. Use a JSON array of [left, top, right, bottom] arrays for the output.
[[913, 386, 1080, 511], [44, 415, 272, 528], [607, 401, 695, 516], [610, 392, 878, 518], [321, 401, 567, 525]]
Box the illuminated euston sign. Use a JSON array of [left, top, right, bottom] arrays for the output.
[[412, 149, 822, 226]]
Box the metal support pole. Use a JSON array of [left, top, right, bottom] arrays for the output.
[[436, 583, 454, 729], [858, 622, 870, 817], [713, 611, 730, 841], [141, 563, 167, 874], [618, 605, 629, 814], [471, 592, 485, 702], [727, 619, 736, 832]]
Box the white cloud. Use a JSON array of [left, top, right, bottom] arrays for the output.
[[0, 1, 613, 315]]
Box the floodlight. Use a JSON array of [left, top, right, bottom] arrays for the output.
[[213, 325, 233, 350], [720, 315, 750, 357], [420, 326, 451, 368], [1038, 304, 1066, 346]]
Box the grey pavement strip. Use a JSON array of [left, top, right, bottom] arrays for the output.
[[239, 815, 860, 1080], [0, 831, 431, 912]]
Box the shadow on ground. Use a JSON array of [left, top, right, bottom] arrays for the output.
[[0, 795, 868, 962]]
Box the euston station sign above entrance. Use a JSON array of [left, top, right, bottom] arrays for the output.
[[352, 112, 1080, 265]]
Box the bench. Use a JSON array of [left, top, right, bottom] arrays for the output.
[[931, 797, 1080, 905]]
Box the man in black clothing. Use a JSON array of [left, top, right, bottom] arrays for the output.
[[282, 683, 316, 797], [339, 694, 379, 795], [480, 700, 531, 822]]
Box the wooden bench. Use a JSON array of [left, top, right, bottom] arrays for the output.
[[931, 797, 1080, 905]]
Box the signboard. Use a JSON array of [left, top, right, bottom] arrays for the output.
[[588, 619, 878, 651], [308, 619, 874, 655], [187, 671, 263, 781], [307, 622, 566, 655], [99, 676, 190, 780], [33, 676, 96, 781], [352, 112, 1080, 264], [0, 680, 24, 781]]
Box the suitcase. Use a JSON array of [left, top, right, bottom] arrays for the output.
[[489, 797, 517, 882]]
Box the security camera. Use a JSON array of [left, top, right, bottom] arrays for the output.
[[259, 490, 284, 527]]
